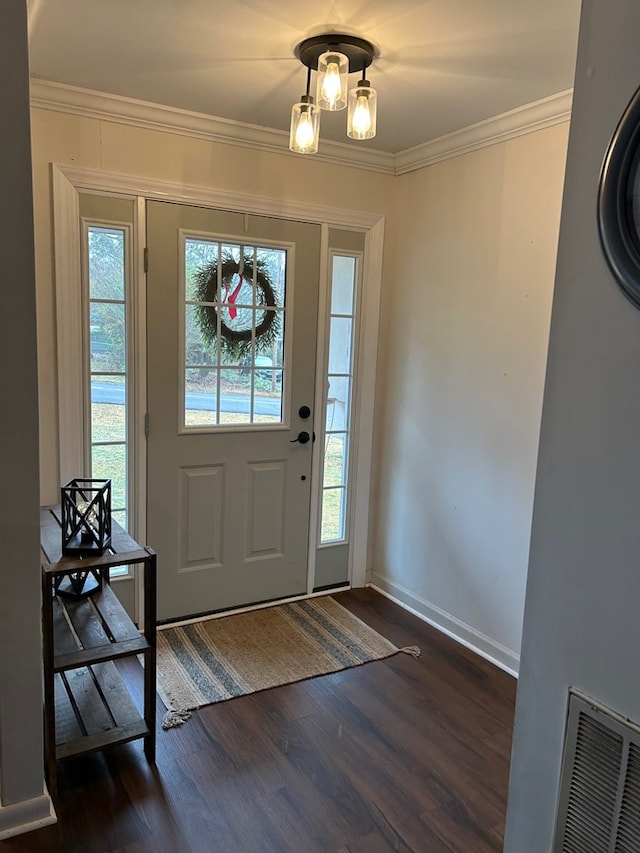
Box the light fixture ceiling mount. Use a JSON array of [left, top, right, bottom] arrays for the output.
[[289, 33, 378, 154], [295, 34, 376, 75]]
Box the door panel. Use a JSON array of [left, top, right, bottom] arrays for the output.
[[179, 465, 224, 568], [246, 460, 286, 557], [146, 201, 320, 620]]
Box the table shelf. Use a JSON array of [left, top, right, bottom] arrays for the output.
[[51, 585, 151, 671], [54, 662, 150, 761]]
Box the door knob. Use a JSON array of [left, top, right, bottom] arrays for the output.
[[291, 431, 311, 444]]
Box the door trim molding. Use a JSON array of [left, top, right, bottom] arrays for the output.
[[52, 165, 83, 484], [52, 163, 384, 590], [307, 224, 330, 593], [54, 165, 383, 229]]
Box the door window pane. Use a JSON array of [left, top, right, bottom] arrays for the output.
[[220, 368, 251, 424], [185, 368, 218, 425], [324, 434, 347, 488], [185, 240, 218, 300], [321, 489, 346, 542], [254, 369, 283, 423], [328, 317, 353, 374], [88, 227, 125, 301], [90, 302, 126, 373], [185, 305, 217, 366], [331, 256, 356, 314], [184, 238, 286, 429], [91, 376, 126, 442], [326, 376, 350, 432], [92, 443, 127, 510]]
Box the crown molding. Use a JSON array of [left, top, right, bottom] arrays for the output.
[[30, 79, 572, 177], [29, 79, 395, 175], [394, 89, 573, 175]]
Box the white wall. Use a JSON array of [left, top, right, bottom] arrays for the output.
[[505, 1, 640, 848], [0, 0, 54, 840], [29, 109, 395, 505], [371, 125, 569, 671]]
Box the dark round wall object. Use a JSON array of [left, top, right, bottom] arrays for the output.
[[598, 84, 640, 309]]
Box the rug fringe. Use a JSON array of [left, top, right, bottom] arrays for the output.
[[399, 645, 421, 658], [162, 708, 192, 729]]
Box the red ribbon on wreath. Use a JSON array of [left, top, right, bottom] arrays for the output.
[[226, 274, 244, 320]]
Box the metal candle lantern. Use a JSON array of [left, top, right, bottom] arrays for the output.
[[59, 478, 112, 599], [61, 478, 112, 555]]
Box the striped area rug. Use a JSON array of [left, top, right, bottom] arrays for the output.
[[156, 596, 418, 728]]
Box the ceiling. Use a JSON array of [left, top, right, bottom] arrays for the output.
[[27, 0, 582, 155]]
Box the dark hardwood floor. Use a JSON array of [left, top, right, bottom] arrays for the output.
[[2, 588, 516, 853]]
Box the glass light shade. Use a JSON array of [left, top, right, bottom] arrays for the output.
[[289, 97, 321, 154], [347, 81, 377, 140], [316, 51, 348, 111]]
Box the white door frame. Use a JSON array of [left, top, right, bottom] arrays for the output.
[[52, 163, 385, 595]]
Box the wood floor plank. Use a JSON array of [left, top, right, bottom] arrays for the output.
[[2, 588, 516, 853], [287, 704, 455, 851], [328, 663, 509, 825]]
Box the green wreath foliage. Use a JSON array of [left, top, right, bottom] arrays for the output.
[[193, 253, 280, 362]]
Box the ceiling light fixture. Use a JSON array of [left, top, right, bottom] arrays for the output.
[[289, 34, 377, 154]]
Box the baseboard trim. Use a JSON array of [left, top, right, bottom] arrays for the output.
[[0, 791, 56, 841], [368, 574, 519, 678]]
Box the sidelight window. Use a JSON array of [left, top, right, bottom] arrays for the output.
[[84, 225, 131, 551], [320, 253, 359, 543]]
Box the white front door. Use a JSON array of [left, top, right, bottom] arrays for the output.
[[146, 201, 320, 621]]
